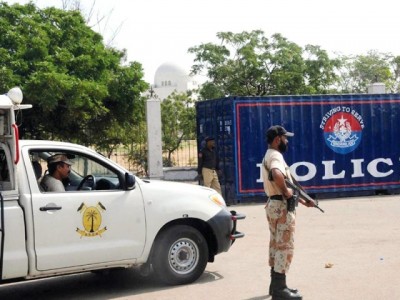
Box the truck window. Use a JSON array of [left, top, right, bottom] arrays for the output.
[[0, 148, 11, 190], [30, 150, 122, 192]]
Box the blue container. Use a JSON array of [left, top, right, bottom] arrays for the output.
[[196, 94, 400, 203]]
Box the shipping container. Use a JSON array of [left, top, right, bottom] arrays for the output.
[[196, 94, 400, 204]]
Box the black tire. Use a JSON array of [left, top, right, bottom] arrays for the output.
[[152, 225, 209, 285]]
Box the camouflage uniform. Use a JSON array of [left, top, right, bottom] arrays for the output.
[[265, 198, 296, 273], [262, 148, 296, 274]]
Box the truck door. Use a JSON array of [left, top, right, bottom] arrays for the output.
[[28, 149, 146, 271]]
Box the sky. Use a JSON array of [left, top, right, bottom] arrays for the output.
[[4, 0, 400, 83]]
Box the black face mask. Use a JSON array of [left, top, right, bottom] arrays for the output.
[[278, 138, 287, 153]]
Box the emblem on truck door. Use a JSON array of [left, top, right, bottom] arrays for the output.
[[76, 202, 107, 237]]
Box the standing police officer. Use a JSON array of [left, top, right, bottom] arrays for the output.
[[198, 136, 222, 195], [262, 125, 314, 300]]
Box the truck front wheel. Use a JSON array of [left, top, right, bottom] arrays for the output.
[[152, 225, 209, 285]]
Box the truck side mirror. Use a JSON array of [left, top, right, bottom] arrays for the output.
[[125, 173, 135, 190]]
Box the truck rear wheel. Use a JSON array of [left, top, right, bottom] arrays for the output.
[[152, 225, 208, 285]]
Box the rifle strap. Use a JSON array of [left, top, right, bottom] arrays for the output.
[[289, 172, 307, 193], [263, 157, 292, 183]]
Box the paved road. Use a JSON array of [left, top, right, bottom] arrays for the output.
[[1, 195, 400, 299]]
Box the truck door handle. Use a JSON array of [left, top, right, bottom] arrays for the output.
[[40, 206, 62, 211]]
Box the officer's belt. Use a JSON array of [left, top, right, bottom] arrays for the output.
[[269, 195, 284, 201]]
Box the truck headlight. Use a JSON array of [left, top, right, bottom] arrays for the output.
[[209, 193, 226, 207]]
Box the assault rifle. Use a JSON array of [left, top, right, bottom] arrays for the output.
[[285, 179, 325, 213]]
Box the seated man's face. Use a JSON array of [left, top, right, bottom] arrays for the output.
[[58, 163, 71, 179]]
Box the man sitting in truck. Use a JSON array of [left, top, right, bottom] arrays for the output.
[[40, 154, 72, 192]]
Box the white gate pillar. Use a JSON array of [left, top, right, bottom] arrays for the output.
[[146, 95, 163, 179]]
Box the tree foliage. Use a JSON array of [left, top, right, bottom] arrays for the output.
[[303, 45, 341, 94], [0, 2, 148, 147], [189, 30, 400, 98], [336, 51, 400, 93], [161, 91, 196, 166], [188, 30, 340, 99]]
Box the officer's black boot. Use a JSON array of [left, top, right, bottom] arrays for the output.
[[269, 268, 298, 296], [271, 271, 302, 300]]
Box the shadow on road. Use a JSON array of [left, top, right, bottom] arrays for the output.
[[0, 268, 224, 299]]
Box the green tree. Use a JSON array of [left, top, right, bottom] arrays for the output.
[[161, 91, 195, 167], [336, 51, 393, 93], [303, 45, 341, 94], [390, 55, 400, 93], [0, 2, 148, 146], [188, 30, 340, 98]]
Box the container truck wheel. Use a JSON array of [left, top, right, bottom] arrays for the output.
[[152, 225, 208, 285]]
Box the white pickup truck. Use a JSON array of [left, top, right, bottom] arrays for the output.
[[0, 88, 244, 286]]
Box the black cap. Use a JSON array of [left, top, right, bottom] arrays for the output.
[[205, 136, 215, 142], [266, 125, 294, 144]]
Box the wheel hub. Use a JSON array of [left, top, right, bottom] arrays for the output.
[[169, 238, 199, 274]]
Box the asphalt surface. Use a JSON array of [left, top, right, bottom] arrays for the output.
[[1, 194, 399, 299]]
